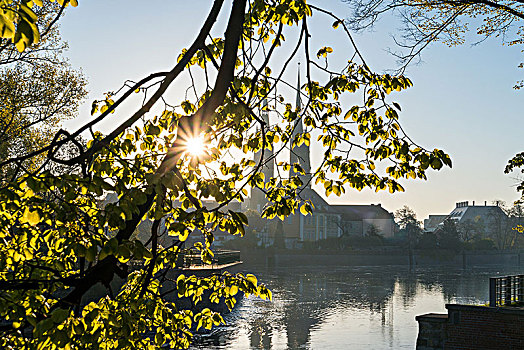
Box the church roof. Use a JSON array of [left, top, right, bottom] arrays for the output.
[[295, 187, 393, 220], [201, 200, 242, 211], [331, 204, 393, 220], [296, 187, 331, 213]]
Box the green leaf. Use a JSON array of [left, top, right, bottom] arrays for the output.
[[116, 244, 131, 262], [134, 240, 153, 259], [34, 318, 54, 337], [430, 158, 442, 170], [85, 245, 97, 262], [146, 124, 161, 136], [98, 244, 111, 261], [90, 101, 99, 115], [155, 332, 165, 346], [392, 102, 402, 111], [51, 308, 70, 324]]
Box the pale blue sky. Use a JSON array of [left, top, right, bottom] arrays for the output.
[[60, 0, 522, 221]]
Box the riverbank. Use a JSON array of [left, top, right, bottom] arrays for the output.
[[239, 249, 523, 268]]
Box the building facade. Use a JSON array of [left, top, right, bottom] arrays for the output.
[[248, 67, 396, 248]]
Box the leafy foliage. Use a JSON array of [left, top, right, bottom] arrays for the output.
[[0, 0, 77, 52], [0, 0, 87, 182], [457, 218, 485, 243], [345, 0, 524, 74], [394, 205, 422, 247], [505, 151, 524, 204], [436, 218, 461, 249], [0, 62, 87, 180], [0, 0, 451, 348], [345, 0, 524, 202], [394, 205, 420, 229]]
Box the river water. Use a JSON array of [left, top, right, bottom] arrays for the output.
[[190, 264, 522, 349]]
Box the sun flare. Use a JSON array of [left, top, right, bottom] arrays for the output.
[[185, 136, 206, 156]]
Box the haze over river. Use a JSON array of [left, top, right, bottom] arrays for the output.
[[190, 264, 522, 349]]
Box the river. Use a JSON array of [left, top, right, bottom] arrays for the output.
[[190, 264, 522, 349]]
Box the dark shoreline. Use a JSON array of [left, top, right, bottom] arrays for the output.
[[238, 249, 524, 268]]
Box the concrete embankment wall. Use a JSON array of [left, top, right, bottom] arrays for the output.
[[241, 249, 523, 267]]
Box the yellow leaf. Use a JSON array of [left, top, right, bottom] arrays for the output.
[[22, 207, 40, 226], [0, 13, 15, 39], [300, 204, 310, 216]]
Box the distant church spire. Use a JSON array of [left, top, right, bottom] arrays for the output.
[[289, 63, 311, 188], [296, 62, 302, 110]]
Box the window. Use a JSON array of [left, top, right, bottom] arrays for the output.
[[327, 216, 338, 228], [305, 215, 313, 225]]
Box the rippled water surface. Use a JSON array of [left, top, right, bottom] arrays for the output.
[[190, 264, 522, 349]]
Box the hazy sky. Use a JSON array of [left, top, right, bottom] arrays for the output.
[[60, 0, 522, 221]]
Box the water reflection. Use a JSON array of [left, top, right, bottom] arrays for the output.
[[191, 265, 521, 349]]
